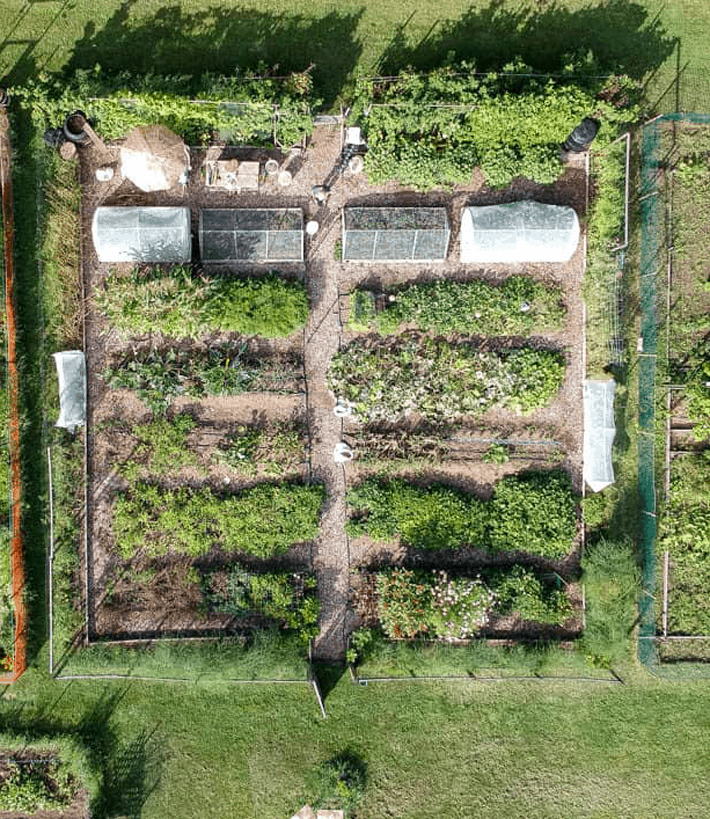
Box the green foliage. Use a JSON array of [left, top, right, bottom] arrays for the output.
[[96, 267, 309, 340], [374, 566, 571, 641], [109, 414, 199, 481], [11, 67, 317, 145], [482, 443, 510, 464], [489, 470, 577, 559], [493, 565, 573, 625], [360, 276, 565, 336], [580, 538, 638, 666], [348, 471, 577, 559], [213, 422, 305, 478], [353, 64, 640, 190], [347, 289, 377, 331], [112, 481, 325, 559], [659, 453, 710, 635], [678, 337, 710, 440], [209, 569, 319, 643], [329, 336, 565, 424], [304, 751, 367, 818], [103, 344, 303, 415], [0, 757, 77, 812], [346, 479, 488, 548]]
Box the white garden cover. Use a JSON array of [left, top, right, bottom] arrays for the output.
[[584, 379, 616, 493], [92, 206, 191, 263], [53, 351, 86, 432], [460, 200, 580, 263]]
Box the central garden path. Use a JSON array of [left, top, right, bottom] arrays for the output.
[[304, 123, 351, 662]]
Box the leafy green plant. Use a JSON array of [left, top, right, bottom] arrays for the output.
[[11, 66, 317, 145], [493, 565, 572, 625], [112, 481, 325, 559], [212, 422, 306, 478], [107, 414, 199, 481], [488, 470, 577, 558], [483, 443, 510, 465], [353, 64, 639, 190], [103, 344, 303, 414], [348, 471, 577, 559], [208, 569, 319, 642], [0, 758, 77, 812], [329, 336, 565, 424], [96, 267, 309, 340], [357, 277, 565, 336], [346, 479, 488, 548]]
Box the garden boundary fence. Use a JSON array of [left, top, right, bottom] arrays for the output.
[[637, 112, 710, 678], [0, 99, 27, 684]]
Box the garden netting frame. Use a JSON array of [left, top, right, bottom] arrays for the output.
[[199, 208, 304, 263], [92, 206, 192, 263], [342, 206, 450, 261]]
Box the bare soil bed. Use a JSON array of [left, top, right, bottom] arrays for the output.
[[73, 122, 587, 655]]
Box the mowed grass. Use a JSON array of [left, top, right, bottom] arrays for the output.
[[3, 667, 710, 819], [1, 0, 709, 109]]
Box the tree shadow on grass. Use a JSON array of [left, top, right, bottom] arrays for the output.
[[378, 0, 676, 80], [0, 686, 164, 819], [61, 1, 364, 107]]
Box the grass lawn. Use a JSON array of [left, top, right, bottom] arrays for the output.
[[1, 0, 709, 110], [3, 666, 710, 818]]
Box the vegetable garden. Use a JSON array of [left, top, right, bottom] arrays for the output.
[[2, 58, 640, 680], [650, 117, 710, 665]]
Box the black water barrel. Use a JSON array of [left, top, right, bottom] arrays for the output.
[[0, 88, 8, 108], [63, 110, 90, 144], [563, 117, 600, 152]]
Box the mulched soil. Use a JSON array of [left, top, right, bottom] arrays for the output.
[[72, 123, 587, 658]]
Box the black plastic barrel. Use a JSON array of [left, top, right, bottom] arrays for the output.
[[0, 88, 8, 108], [563, 117, 600, 152], [63, 110, 90, 144]]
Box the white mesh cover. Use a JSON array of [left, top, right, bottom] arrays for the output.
[[583, 379, 616, 493], [92, 206, 191, 263], [53, 351, 86, 432], [460, 200, 580, 263]]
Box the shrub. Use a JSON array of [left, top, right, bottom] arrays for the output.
[[488, 470, 577, 558], [112, 481, 325, 559], [96, 267, 309, 339], [329, 336, 565, 424], [304, 751, 367, 818]]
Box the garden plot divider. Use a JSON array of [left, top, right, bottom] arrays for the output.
[[638, 112, 710, 678], [0, 100, 27, 684]]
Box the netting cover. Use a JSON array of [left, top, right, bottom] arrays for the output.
[[92, 206, 191, 263], [584, 379, 616, 493], [199, 209, 304, 262], [343, 207, 450, 261], [120, 125, 188, 192], [460, 201, 580, 263], [53, 351, 86, 432]]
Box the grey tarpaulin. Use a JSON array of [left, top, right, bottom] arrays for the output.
[[583, 379, 616, 493], [53, 351, 86, 432], [460, 200, 580, 263]]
